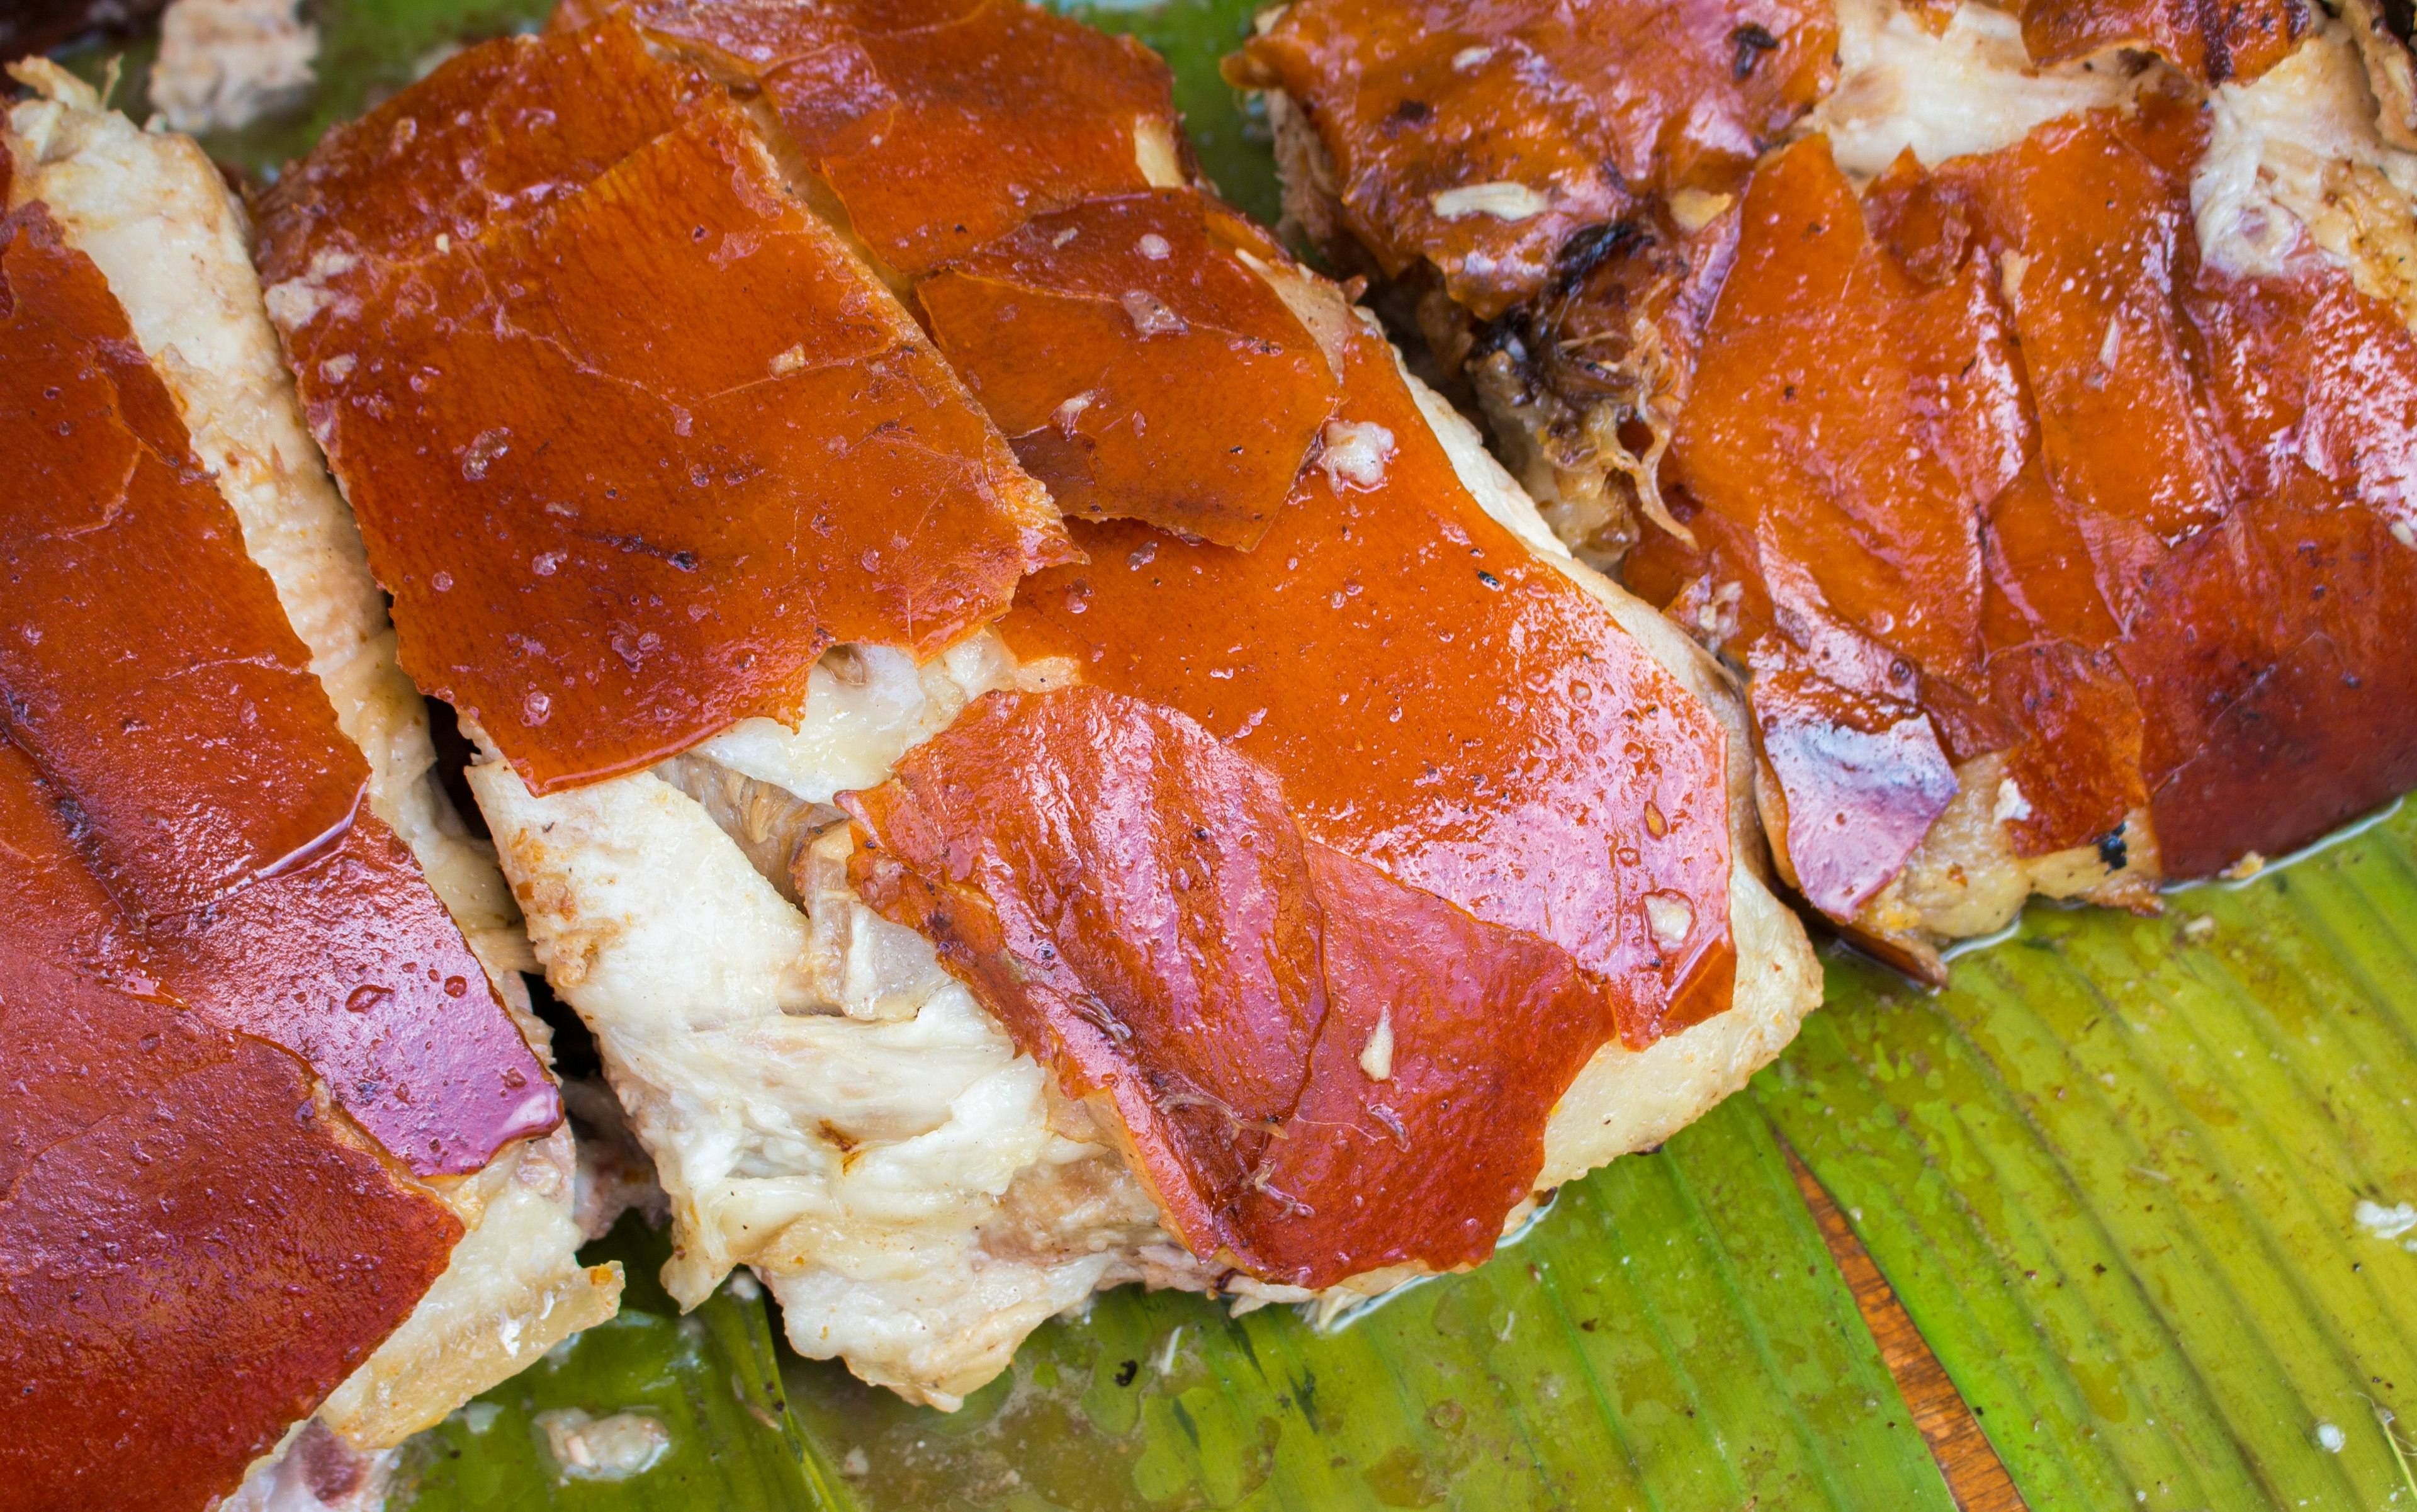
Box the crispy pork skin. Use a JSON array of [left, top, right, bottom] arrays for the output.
[[257, 16, 1071, 794], [1, 66, 617, 1502], [0, 739, 461, 1512], [1227, 0, 1836, 320], [0, 185, 465, 1512], [624, 0, 1192, 278], [1246, 0, 2417, 971], [0, 169, 545, 1179], [991, 305, 1739, 1049], [2009, 0, 2313, 83], [631, 0, 1339, 546], [846, 685, 1618, 1287], [913, 191, 1341, 548], [278, 0, 1818, 1409]]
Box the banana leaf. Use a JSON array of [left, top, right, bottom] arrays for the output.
[[1057, 0, 1282, 225], [1759, 801, 2417, 1511], [779, 1095, 1956, 1511], [391, 1215, 836, 1511]]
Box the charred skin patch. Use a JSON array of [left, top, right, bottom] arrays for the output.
[[2012, 0, 2313, 84], [1235, 0, 1837, 317]]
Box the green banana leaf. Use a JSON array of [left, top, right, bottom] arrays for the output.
[[42, 1, 2417, 1505], [778, 1096, 1955, 1511], [1759, 802, 2417, 1511], [1059, 0, 1282, 225], [392, 1216, 835, 1511]]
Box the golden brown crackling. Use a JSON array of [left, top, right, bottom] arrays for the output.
[[2012, 0, 2314, 84], [259, 26, 1071, 793], [1, 204, 365, 919], [701, 0, 1746, 1285], [915, 189, 1339, 550], [998, 313, 1737, 1049], [627, 0, 1331, 548], [1629, 94, 2417, 918], [844, 686, 1622, 1289], [301, 0, 1759, 1304], [254, 14, 706, 290], [629, 0, 1184, 278], [0, 197, 556, 1175], [0, 737, 463, 1512]]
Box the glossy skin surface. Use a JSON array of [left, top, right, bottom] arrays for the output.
[[1629, 95, 2417, 893], [632, 0, 1333, 547], [846, 688, 1616, 1288], [1003, 318, 1736, 1046], [1237, 0, 2307, 324], [916, 190, 1339, 548], [145, 820, 563, 1173], [632, 0, 1183, 278], [1259, 0, 2417, 922], [0, 739, 462, 1512], [0, 201, 555, 1175], [1234, 0, 1836, 317], [2, 205, 364, 918], [259, 18, 1070, 793], [632, 0, 1736, 1282], [298, 0, 1743, 1287]]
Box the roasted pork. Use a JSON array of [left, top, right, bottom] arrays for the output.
[[256, 0, 1818, 1409], [1240, 0, 2417, 973], [0, 65, 616, 1510]]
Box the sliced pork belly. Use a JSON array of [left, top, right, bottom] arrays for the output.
[[259, 0, 1817, 1409], [0, 66, 615, 1509], [1241, 0, 2417, 974]]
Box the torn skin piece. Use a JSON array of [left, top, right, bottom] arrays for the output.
[[1960, 99, 2417, 872], [915, 189, 1340, 549], [843, 687, 1614, 1289], [1624, 133, 2022, 922], [144, 819, 563, 1176], [0, 738, 463, 1512], [1002, 315, 1737, 1049], [257, 24, 1070, 795], [0, 200, 553, 1176], [628, 0, 1186, 278], [1231, 0, 1837, 317], [1745, 647, 1962, 922]]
